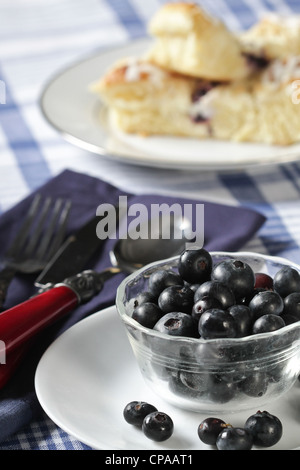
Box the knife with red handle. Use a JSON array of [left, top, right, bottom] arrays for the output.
[[0, 268, 120, 387]]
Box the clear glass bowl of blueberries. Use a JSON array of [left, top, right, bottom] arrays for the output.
[[116, 249, 300, 413]]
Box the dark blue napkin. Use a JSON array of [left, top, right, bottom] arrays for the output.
[[0, 169, 266, 442]]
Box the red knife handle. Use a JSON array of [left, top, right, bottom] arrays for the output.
[[0, 285, 78, 355]]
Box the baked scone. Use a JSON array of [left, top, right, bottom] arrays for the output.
[[92, 56, 300, 145], [239, 14, 300, 61], [145, 2, 248, 81]]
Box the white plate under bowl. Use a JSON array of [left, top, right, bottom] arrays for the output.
[[40, 38, 300, 171], [35, 306, 300, 450]]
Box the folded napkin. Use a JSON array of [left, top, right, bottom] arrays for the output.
[[0, 169, 266, 442]]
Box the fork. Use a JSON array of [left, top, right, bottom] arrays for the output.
[[0, 193, 72, 309]]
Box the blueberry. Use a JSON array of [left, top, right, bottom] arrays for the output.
[[239, 371, 268, 398], [154, 311, 199, 338], [198, 308, 237, 339], [132, 302, 164, 329], [133, 291, 157, 308], [207, 374, 236, 403], [142, 411, 174, 441], [198, 417, 227, 445], [216, 426, 253, 450], [178, 248, 212, 284], [123, 401, 157, 427], [274, 266, 300, 297], [254, 272, 273, 290], [252, 314, 285, 335], [194, 281, 235, 309], [227, 304, 253, 338], [158, 285, 194, 314], [191, 295, 222, 323], [212, 259, 255, 301], [244, 410, 283, 447], [170, 371, 210, 398], [283, 292, 300, 320], [148, 269, 183, 298], [249, 290, 284, 320]]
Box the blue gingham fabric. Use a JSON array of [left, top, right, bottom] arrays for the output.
[[1, 0, 300, 450]]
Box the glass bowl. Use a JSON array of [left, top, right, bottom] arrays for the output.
[[116, 251, 300, 413]]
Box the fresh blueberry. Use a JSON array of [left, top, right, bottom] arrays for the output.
[[178, 248, 212, 284], [133, 291, 157, 308], [169, 370, 210, 398], [148, 269, 183, 298], [123, 401, 157, 427], [154, 311, 199, 338], [191, 295, 222, 323], [216, 426, 253, 450], [283, 292, 300, 320], [254, 272, 274, 290], [158, 285, 194, 314], [239, 371, 268, 398], [198, 308, 237, 339], [252, 314, 285, 334], [132, 302, 164, 329], [198, 417, 227, 445], [249, 290, 284, 320], [207, 374, 236, 403], [194, 281, 235, 309], [227, 304, 253, 338], [244, 410, 283, 447], [142, 411, 173, 442], [212, 259, 255, 301], [274, 266, 300, 297]]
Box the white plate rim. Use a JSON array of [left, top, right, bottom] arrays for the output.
[[39, 38, 300, 171], [35, 305, 300, 450]]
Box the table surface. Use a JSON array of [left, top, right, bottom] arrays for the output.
[[1, 0, 300, 450]]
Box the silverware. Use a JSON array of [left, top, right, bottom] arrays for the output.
[[0, 194, 72, 309], [0, 211, 117, 388]]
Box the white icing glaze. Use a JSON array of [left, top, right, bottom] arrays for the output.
[[124, 58, 166, 85]]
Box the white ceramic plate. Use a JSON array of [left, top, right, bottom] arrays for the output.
[[40, 39, 300, 171], [35, 306, 300, 450]]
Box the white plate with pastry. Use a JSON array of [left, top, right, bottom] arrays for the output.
[[40, 3, 300, 170]]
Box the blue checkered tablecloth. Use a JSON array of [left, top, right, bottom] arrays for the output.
[[1, 0, 300, 450]]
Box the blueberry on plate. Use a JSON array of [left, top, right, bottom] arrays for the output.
[[198, 417, 227, 445], [252, 314, 285, 335], [132, 302, 164, 329], [148, 269, 183, 298], [142, 411, 174, 442], [216, 426, 253, 450], [158, 284, 194, 314], [178, 248, 212, 284], [123, 401, 157, 427], [244, 410, 283, 447], [198, 308, 237, 339], [154, 311, 199, 338], [212, 259, 255, 302], [194, 281, 235, 309], [249, 290, 284, 320], [273, 266, 300, 297]]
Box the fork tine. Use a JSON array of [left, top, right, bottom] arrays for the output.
[[35, 198, 71, 261], [22, 197, 52, 259], [5, 194, 42, 259], [46, 199, 72, 260]]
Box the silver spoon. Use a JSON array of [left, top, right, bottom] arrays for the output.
[[110, 213, 193, 273]]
